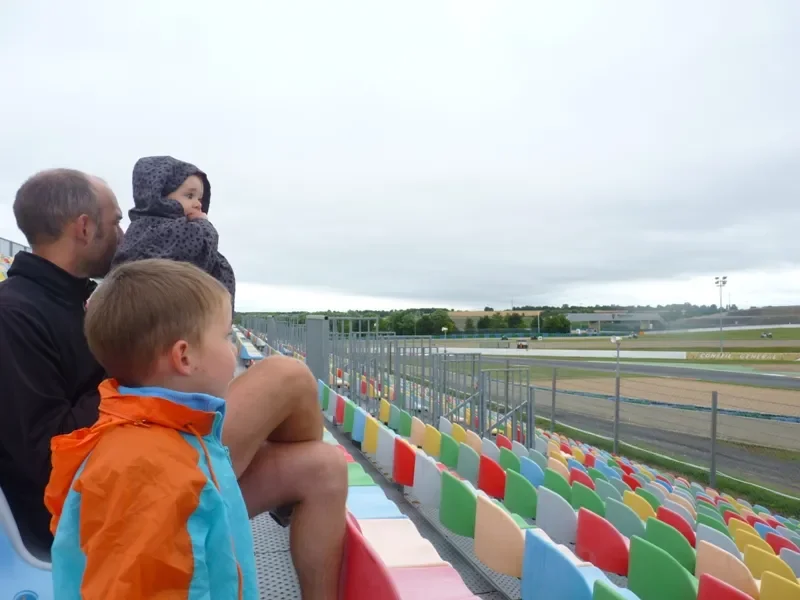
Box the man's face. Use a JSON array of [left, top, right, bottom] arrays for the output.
[[84, 181, 123, 278]]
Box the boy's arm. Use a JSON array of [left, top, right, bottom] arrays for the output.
[[75, 436, 209, 599]]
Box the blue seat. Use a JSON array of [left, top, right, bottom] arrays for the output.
[[0, 485, 53, 600], [346, 486, 405, 520], [597, 463, 621, 480], [567, 458, 587, 474], [753, 521, 780, 540], [352, 407, 367, 443], [520, 456, 545, 489]]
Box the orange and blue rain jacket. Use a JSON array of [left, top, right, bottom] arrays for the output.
[[44, 379, 258, 599]]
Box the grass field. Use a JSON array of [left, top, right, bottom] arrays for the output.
[[652, 327, 800, 341]]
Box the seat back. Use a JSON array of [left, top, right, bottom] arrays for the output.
[[695, 540, 759, 598], [340, 514, 403, 600], [456, 443, 480, 485], [605, 498, 645, 540], [474, 494, 525, 577], [628, 535, 698, 600], [743, 544, 796, 582]]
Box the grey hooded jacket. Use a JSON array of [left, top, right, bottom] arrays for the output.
[[112, 156, 236, 307]]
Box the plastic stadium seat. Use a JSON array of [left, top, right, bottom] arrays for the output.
[[583, 453, 597, 469], [543, 468, 573, 503], [588, 467, 609, 483], [347, 462, 376, 486], [623, 474, 642, 491], [495, 433, 512, 450], [743, 544, 796, 582], [512, 440, 528, 458], [456, 443, 480, 486], [662, 499, 695, 529], [724, 510, 747, 525], [398, 410, 412, 438], [624, 490, 656, 521], [392, 437, 416, 486], [439, 432, 460, 469], [657, 506, 696, 547], [389, 565, 477, 600], [335, 395, 345, 425], [781, 547, 800, 577], [570, 468, 596, 491], [636, 488, 662, 512], [733, 528, 775, 556], [592, 580, 642, 599], [438, 416, 453, 436], [343, 400, 355, 434], [422, 424, 442, 458], [474, 494, 526, 577], [352, 407, 367, 442], [376, 424, 396, 475], [388, 404, 401, 431], [411, 452, 443, 509], [644, 482, 667, 504], [363, 416, 379, 454], [340, 514, 402, 600], [0, 485, 53, 600], [451, 422, 467, 444], [595, 479, 623, 505], [347, 486, 405, 520], [606, 498, 646, 540], [645, 517, 696, 573], [358, 518, 448, 569], [696, 573, 753, 600], [503, 470, 538, 520], [477, 455, 506, 499], [767, 531, 800, 556], [499, 447, 521, 473], [610, 477, 633, 497], [464, 430, 482, 454], [760, 570, 800, 600], [379, 398, 391, 423], [755, 522, 781, 540], [410, 416, 425, 446], [696, 524, 741, 559], [627, 536, 698, 600], [528, 448, 548, 472], [568, 458, 588, 474], [481, 437, 501, 462], [536, 487, 578, 545], [575, 508, 630, 576], [572, 482, 606, 518], [695, 540, 760, 599], [439, 472, 478, 537], [520, 456, 545, 489]]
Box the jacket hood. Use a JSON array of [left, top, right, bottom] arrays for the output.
[[129, 155, 211, 220], [44, 379, 219, 534]]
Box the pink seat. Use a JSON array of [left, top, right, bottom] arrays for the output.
[[657, 506, 696, 547], [340, 514, 402, 600], [569, 468, 595, 491], [696, 573, 753, 600], [575, 508, 630, 576], [496, 434, 512, 450], [766, 531, 800, 555], [477, 455, 506, 499], [390, 566, 477, 600]]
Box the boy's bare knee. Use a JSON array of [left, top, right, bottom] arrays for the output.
[[305, 443, 348, 502]]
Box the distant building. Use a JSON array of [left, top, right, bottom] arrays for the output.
[[566, 311, 665, 332], [449, 310, 542, 329]]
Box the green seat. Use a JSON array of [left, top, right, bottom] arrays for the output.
[[588, 467, 608, 483], [696, 513, 732, 539], [440, 471, 477, 537], [511, 513, 535, 529], [347, 462, 376, 486], [343, 400, 355, 434], [717, 501, 737, 515], [399, 410, 412, 437], [628, 536, 698, 600], [606, 498, 645, 539], [322, 385, 330, 411], [543, 468, 572, 503], [504, 469, 538, 519], [645, 517, 696, 573], [595, 479, 623, 504], [456, 443, 480, 485], [636, 488, 661, 512], [528, 449, 548, 472], [388, 405, 401, 431], [572, 482, 605, 517], [696, 503, 724, 523], [593, 580, 631, 599], [607, 459, 619, 469], [499, 447, 521, 472], [440, 432, 459, 469]]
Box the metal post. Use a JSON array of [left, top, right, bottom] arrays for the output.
[[550, 369, 557, 434], [526, 386, 535, 449], [710, 391, 718, 487], [614, 341, 621, 454]]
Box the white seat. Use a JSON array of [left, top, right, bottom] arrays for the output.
[[511, 440, 528, 458], [644, 482, 667, 503], [376, 425, 396, 475], [438, 416, 452, 436], [411, 452, 442, 509], [481, 437, 500, 462], [535, 486, 577, 545], [780, 547, 800, 577], [662, 498, 695, 528], [696, 523, 742, 560]]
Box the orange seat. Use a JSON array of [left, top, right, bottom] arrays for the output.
[[569, 468, 595, 491], [658, 506, 696, 547], [575, 508, 630, 576], [477, 455, 506, 500], [696, 573, 752, 600], [393, 437, 416, 486], [622, 474, 641, 491], [496, 434, 512, 450]]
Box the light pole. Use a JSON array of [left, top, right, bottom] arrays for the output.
[[610, 336, 622, 453], [715, 276, 727, 353], [442, 326, 448, 354]]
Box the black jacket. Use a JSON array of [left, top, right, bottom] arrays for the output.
[[0, 252, 105, 553], [111, 156, 236, 306]]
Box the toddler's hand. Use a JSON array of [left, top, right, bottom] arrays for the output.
[[186, 209, 208, 221]]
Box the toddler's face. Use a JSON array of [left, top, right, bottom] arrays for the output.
[[167, 175, 204, 216]]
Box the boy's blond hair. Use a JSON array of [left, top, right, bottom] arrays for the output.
[[85, 258, 230, 385]]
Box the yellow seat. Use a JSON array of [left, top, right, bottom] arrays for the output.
[[379, 399, 391, 424], [572, 447, 585, 464], [761, 571, 800, 600], [744, 545, 797, 582], [734, 528, 775, 556], [410, 416, 426, 447], [474, 494, 526, 577], [363, 416, 379, 454], [547, 457, 570, 480], [465, 430, 482, 454], [729, 519, 760, 540], [422, 425, 442, 458], [623, 489, 656, 521], [548, 451, 568, 467], [696, 539, 760, 599], [451, 423, 467, 444]]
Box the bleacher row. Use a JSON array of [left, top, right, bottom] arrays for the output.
[[319, 375, 800, 600]]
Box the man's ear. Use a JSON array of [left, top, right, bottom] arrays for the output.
[[73, 214, 95, 245], [168, 340, 193, 376]]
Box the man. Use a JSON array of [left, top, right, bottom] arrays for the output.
[[0, 169, 347, 599]]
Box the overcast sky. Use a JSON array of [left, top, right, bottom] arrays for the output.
[[1, 1, 799, 312]]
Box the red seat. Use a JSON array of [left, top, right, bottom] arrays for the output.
[[515, 426, 524, 444], [696, 497, 716, 510], [697, 573, 752, 600], [583, 454, 596, 468], [336, 367, 343, 378], [766, 531, 800, 555], [393, 438, 416, 486], [477, 455, 506, 499], [360, 380, 368, 395], [496, 434, 512, 450], [746, 514, 769, 528], [390, 566, 477, 600], [575, 508, 630, 576], [724, 511, 746, 525], [765, 516, 781, 529], [340, 514, 402, 600], [618, 462, 635, 476], [622, 474, 641, 491], [560, 442, 573, 456], [657, 506, 696, 547], [335, 395, 345, 425], [569, 468, 596, 491]]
